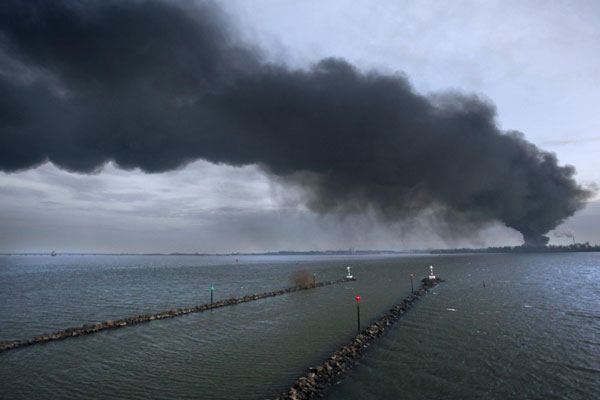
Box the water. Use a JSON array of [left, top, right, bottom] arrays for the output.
[[0, 253, 598, 399], [327, 253, 600, 400]]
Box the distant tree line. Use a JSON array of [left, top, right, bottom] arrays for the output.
[[431, 243, 599, 254]]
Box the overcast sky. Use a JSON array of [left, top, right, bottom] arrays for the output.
[[1, 0, 598, 253]]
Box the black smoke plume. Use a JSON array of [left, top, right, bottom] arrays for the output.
[[0, 0, 593, 246], [554, 230, 576, 244]]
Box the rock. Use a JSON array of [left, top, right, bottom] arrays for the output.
[[310, 365, 324, 374]]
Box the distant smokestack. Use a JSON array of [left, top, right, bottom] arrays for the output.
[[554, 230, 577, 246], [0, 0, 594, 245]]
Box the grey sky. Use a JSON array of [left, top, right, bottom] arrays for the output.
[[1, 0, 599, 252]]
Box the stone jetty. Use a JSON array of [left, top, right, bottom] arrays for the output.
[[0, 277, 355, 354], [275, 277, 442, 400]]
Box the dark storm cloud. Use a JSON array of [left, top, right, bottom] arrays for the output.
[[0, 0, 593, 246]]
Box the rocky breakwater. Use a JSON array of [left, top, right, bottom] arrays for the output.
[[276, 277, 442, 400], [0, 277, 356, 354]]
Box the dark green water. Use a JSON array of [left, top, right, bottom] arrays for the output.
[[0, 253, 598, 399]]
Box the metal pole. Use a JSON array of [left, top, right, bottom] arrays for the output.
[[357, 302, 360, 333], [410, 274, 414, 292], [355, 296, 361, 333], [313, 273, 316, 286], [210, 286, 214, 307]]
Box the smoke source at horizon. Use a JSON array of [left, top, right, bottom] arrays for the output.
[[0, 0, 594, 246]]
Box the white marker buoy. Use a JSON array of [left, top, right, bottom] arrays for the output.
[[429, 265, 436, 279], [346, 266, 353, 279]]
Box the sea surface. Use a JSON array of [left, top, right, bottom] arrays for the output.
[[0, 253, 598, 399]]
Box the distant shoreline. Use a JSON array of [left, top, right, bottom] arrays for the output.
[[431, 243, 600, 254], [0, 250, 416, 257], [2, 245, 599, 256]]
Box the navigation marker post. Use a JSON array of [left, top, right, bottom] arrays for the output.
[[346, 266, 353, 279], [313, 272, 316, 286], [210, 286, 214, 307], [355, 296, 361, 333], [410, 274, 414, 292]]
